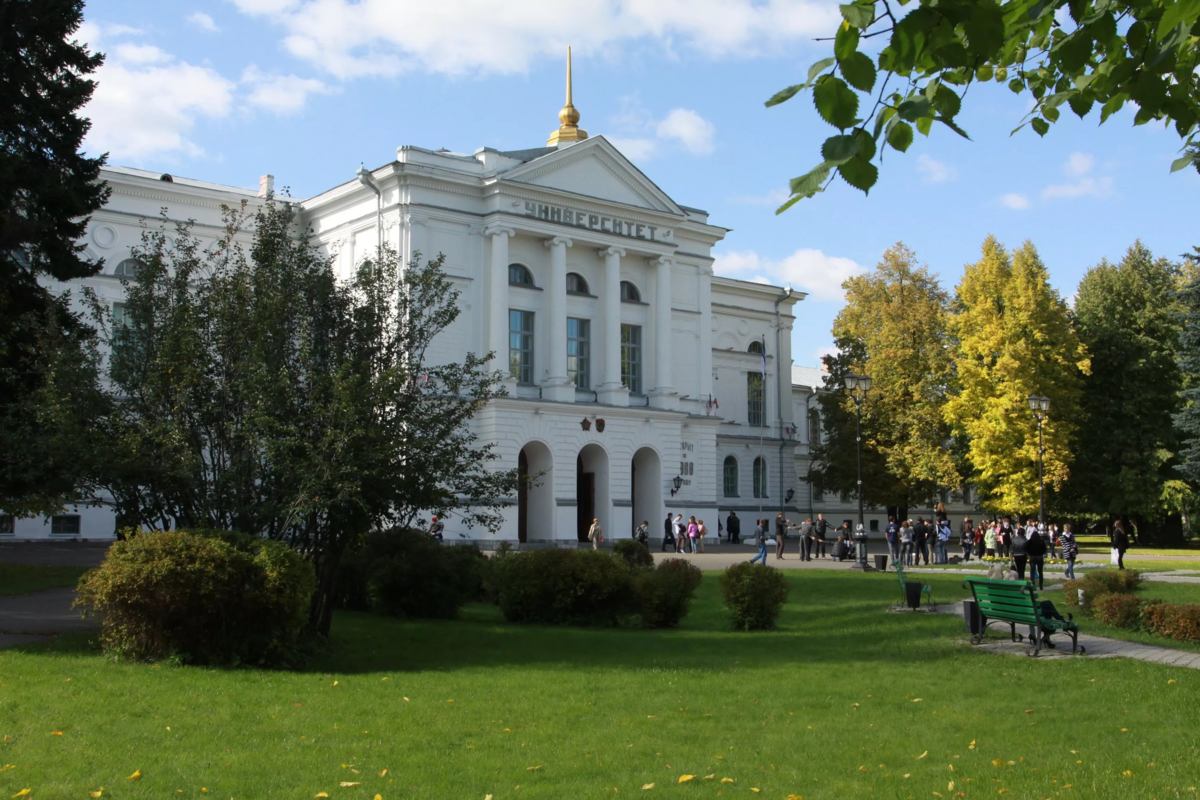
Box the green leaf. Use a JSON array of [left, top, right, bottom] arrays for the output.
[[886, 120, 914, 152], [932, 84, 961, 118], [821, 134, 859, 164], [775, 193, 812, 214], [872, 105, 896, 140], [1068, 91, 1095, 118], [838, 157, 879, 193], [1030, 117, 1050, 136], [839, 51, 877, 92], [916, 116, 934, 136], [962, 0, 1006, 59], [1170, 152, 1197, 173], [765, 84, 805, 108], [976, 65, 995, 82], [1157, 0, 1200, 42], [936, 116, 972, 140], [852, 128, 876, 161], [808, 57, 837, 84], [813, 75, 860, 129], [839, 1, 875, 29], [897, 97, 932, 121], [835, 23, 861, 62], [788, 161, 835, 196], [1099, 93, 1126, 123]]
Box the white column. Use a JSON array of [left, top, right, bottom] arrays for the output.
[[650, 256, 677, 410], [597, 246, 628, 406], [542, 236, 575, 402], [698, 264, 714, 404], [485, 226, 515, 388]]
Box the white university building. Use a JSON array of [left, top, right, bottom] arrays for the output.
[[3, 62, 977, 542]]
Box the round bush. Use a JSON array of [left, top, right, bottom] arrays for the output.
[[75, 529, 315, 666], [355, 528, 484, 620], [719, 562, 789, 631], [1088, 569, 1143, 594], [635, 558, 702, 629], [1093, 593, 1152, 629], [614, 539, 655, 570], [492, 549, 636, 626]]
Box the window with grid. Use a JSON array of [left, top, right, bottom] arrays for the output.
[[509, 310, 534, 383], [112, 302, 129, 328], [808, 408, 821, 445], [567, 317, 590, 389], [723, 456, 739, 497], [747, 372, 765, 427], [0, 515, 14, 534], [508, 263, 534, 287], [753, 457, 768, 499], [620, 324, 642, 394], [566, 272, 589, 294], [620, 281, 641, 302], [50, 515, 80, 535]]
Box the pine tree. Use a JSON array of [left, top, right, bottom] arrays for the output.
[[945, 237, 1089, 515], [1072, 243, 1187, 542]]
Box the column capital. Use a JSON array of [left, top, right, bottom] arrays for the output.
[[544, 235, 574, 249], [597, 246, 626, 259], [647, 255, 674, 268], [483, 224, 515, 238]]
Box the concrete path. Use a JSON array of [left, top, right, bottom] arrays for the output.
[[0, 587, 97, 650], [0, 541, 110, 567]]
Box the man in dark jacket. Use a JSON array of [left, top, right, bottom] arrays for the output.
[[726, 511, 741, 544], [1011, 530, 1029, 581], [1025, 525, 1047, 589], [798, 517, 815, 561], [814, 514, 830, 559], [912, 517, 929, 565], [774, 513, 788, 560], [662, 513, 674, 552]]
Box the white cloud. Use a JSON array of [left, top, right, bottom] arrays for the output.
[[916, 154, 955, 183], [713, 248, 864, 303], [227, 0, 839, 78], [242, 65, 329, 114], [83, 27, 235, 159], [1000, 192, 1031, 210], [187, 12, 219, 32], [606, 137, 658, 162], [655, 108, 715, 154], [1041, 176, 1114, 200], [730, 187, 791, 206], [1064, 151, 1094, 177]]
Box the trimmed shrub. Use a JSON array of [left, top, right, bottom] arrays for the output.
[[719, 562, 789, 631], [1087, 569, 1143, 594], [75, 529, 315, 665], [362, 529, 482, 620], [1092, 593, 1151, 629], [635, 558, 702, 629], [1141, 602, 1200, 642], [492, 549, 636, 626], [614, 539, 655, 570]]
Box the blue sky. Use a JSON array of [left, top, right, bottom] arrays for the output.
[[80, 0, 1200, 367]]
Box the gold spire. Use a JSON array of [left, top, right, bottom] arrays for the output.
[[547, 46, 587, 145]]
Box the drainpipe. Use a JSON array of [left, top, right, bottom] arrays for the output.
[[356, 163, 382, 254], [775, 287, 794, 514]]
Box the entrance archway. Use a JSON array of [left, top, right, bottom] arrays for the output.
[[631, 446, 662, 540], [517, 441, 553, 543], [576, 443, 610, 542]]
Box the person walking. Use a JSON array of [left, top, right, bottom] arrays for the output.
[[662, 513, 675, 552], [935, 518, 952, 564], [696, 519, 708, 553], [635, 520, 649, 546], [428, 516, 445, 542], [726, 511, 741, 545], [774, 513, 788, 560], [798, 517, 815, 561], [1060, 523, 1078, 579], [999, 517, 1014, 558], [912, 517, 930, 565], [984, 524, 998, 557], [686, 516, 699, 554], [959, 516, 973, 562], [1048, 523, 1059, 559], [587, 518, 603, 550], [899, 519, 914, 566], [885, 515, 900, 563], [673, 515, 687, 554], [1112, 520, 1130, 570], [1011, 528, 1029, 581], [749, 518, 769, 564], [814, 513, 830, 559], [974, 523, 985, 558], [1026, 523, 1047, 589]]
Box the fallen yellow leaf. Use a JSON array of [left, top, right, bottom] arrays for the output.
[[678, 775, 694, 783], [90, 790, 104, 798], [786, 795, 804, 800], [403, 697, 409, 702], [381, 677, 390, 681], [526, 766, 541, 772], [641, 784, 655, 791], [992, 759, 1004, 767], [11, 791, 30, 799], [903, 774, 911, 779], [1123, 771, 1133, 777], [339, 782, 360, 787], [858, 766, 868, 773], [51, 730, 63, 736], [379, 769, 387, 778], [315, 794, 329, 798], [949, 780, 955, 791], [968, 740, 976, 750], [918, 751, 928, 759], [912, 698, 923, 703], [704, 775, 715, 780], [128, 770, 142, 780], [1062, 784, 1073, 789], [720, 778, 734, 784], [750, 789, 760, 794], [447, 699, 454, 703], [1168, 679, 1176, 684], [333, 681, 339, 686]]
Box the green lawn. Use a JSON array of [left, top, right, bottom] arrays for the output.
[[2, 571, 1199, 799], [0, 564, 90, 596]]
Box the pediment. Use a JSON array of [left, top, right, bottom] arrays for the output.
[[500, 136, 683, 216]]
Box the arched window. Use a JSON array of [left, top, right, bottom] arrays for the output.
[[620, 280, 641, 302], [753, 457, 768, 499], [113, 258, 139, 278], [723, 456, 739, 497], [748, 340, 763, 354], [566, 272, 590, 294], [508, 263, 535, 287]]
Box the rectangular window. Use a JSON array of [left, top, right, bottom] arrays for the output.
[[869, 519, 879, 532], [723, 458, 738, 497], [747, 372, 765, 427], [752, 458, 767, 499], [808, 409, 821, 445], [509, 310, 534, 384], [112, 302, 129, 328], [0, 515, 13, 534], [567, 318, 590, 389], [621, 324, 642, 394], [50, 515, 80, 535]]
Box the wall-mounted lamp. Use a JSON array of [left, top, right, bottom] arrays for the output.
[[785, 488, 795, 503], [670, 475, 683, 496]]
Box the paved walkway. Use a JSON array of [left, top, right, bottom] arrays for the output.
[[0, 587, 97, 650]]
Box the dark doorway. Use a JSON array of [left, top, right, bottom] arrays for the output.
[[517, 449, 529, 544], [576, 454, 595, 541]]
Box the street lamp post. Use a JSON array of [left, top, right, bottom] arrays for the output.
[[845, 373, 872, 570], [1027, 395, 1051, 533]]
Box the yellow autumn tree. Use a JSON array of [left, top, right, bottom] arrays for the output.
[[945, 237, 1090, 513]]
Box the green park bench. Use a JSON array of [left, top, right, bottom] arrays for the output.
[[893, 560, 934, 609], [962, 577, 1084, 657]]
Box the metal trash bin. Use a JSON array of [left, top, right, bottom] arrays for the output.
[[905, 581, 923, 609], [963, 598, 983, 634], [874, 554, 889, 571]]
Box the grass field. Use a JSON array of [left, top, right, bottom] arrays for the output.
[[2, 570, 1199, 799], [0, 564, 91, 596]]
